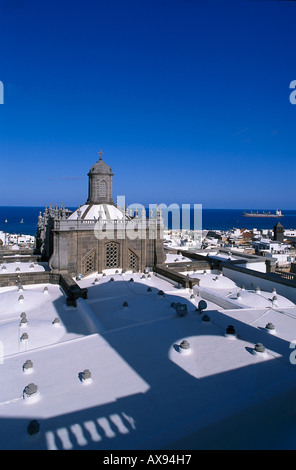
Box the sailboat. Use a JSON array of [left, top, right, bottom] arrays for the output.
[[20, 219, 24, 223]]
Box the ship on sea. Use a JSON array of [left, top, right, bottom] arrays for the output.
[[243, 209, 284, 218]]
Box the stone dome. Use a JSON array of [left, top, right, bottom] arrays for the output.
[[88, 153, 113, 175]]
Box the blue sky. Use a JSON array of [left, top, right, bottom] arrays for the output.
[[0, 0, 296, 209]]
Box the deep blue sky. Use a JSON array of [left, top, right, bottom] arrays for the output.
[[0, 0, 296, 209]]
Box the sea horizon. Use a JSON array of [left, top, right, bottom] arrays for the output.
[[1, 206, 296, 237]]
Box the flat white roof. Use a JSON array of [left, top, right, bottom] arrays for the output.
[[0, 269, 296, 449]]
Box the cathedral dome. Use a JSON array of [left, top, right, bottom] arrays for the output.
[[89, 159, 113, 175], [88, 151, 113, 175], [87, 151, 114, 204], [67, 203, 128, 221]]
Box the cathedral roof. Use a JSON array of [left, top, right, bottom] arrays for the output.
[[67, 203, 128, 221]]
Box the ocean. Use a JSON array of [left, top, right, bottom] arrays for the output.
[[0, 206, 296, 236]]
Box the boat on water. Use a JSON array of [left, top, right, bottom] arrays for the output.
[[20, 219, 24, 223], [243, 209, 284, 218]]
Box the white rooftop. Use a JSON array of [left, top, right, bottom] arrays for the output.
[[0, 262, 48, 275], [67, 204, 126, 221], [1, 268, 296, 449]]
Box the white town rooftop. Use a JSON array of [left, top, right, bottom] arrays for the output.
[[1, 266, 296, 450]]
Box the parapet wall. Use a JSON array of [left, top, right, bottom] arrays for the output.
[[222, 262, 296, 303], [154, 265, 200, 289], [0, 271, 87, 307]]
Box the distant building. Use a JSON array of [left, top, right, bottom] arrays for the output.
[[274, 221, 284, 243], [36, 153, 165, 276]]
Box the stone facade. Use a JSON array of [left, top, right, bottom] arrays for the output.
[[36, 155, 166, 276]]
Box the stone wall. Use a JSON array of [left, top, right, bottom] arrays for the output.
[[154, 265, 200, 289], [53, 226, 165, 276]]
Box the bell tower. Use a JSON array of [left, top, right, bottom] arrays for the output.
[[87, 150, 114, 204]]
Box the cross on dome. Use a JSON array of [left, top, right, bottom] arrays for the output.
[[98, 149, 104, 161]]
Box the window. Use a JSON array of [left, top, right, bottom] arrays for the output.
[[99, 180, 107, 198], [105, 242, 119, 268], [129, 250, 139, 271], [82, 249, 96, 275]]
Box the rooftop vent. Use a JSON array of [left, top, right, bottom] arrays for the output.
[[157, 290, 165, 297], [43, 286, 49, 294], [255, 286, 261, 293], [80, 369, 92, 385], [178, 340, 191, 354], [197, 300, 207, 314], [76, 274, 83, 281], [27, 420, 40, 436], [265, 322, 276, 334], [129, 278, 134, 282], [225, 325, 237, 339], [20, 316, 28, 327], [173, 303, 188, 317], [123, 301, 128, 308], [23, 360, 33, 373], [147, 287, 152, 292], [23, 383, 38, 400], [241, 285, 245, 290], [52, 317, 60, 327], [18, 295, 24, 303], [253, 343, 266, 355], [20, 332, 28, 341], [202, 314, 210, 323]]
